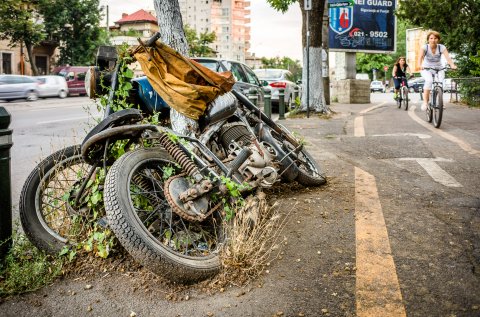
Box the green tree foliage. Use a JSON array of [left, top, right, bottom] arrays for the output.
[[183, 24, 216, 57], [0, 0, 46, 75], [396, 0, 480, 76], [260, 56, 302, 81], [397, 0, 480, 105], [38, 0, 103, 66]]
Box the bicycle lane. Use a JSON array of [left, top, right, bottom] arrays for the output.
[[407, 104, 480, 158], [282, 101, 408, 316], [284, 99, 480, 316], [350, 99, 480, 316]]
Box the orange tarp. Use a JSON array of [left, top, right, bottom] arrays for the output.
[[133, 41, 235, 120]]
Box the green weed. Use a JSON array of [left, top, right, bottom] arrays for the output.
[[0, 230, 63, 297]]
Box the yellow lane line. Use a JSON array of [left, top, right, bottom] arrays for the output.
[[355, 167, 406, 317], [354, 102, 387, 137], [408, 105, 480, 158]]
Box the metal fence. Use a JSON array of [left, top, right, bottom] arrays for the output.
[[448, 77, 480, 106]]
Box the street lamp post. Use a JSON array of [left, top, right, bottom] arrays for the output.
[[64, 23, 73, 66]]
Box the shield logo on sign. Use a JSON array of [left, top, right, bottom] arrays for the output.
[[329, 6, 353, 35]]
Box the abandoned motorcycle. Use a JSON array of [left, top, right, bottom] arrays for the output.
[[19, 35, 326, 283]]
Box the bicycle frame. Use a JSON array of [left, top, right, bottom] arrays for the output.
[[396, 76, 409, 110], [424, 67, 447, 128]]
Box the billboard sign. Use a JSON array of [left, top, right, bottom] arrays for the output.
[[328, 0, 396, 53], [406, 28, 429, 73]]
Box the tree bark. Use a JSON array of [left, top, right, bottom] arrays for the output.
[[153, 0, 197, 134], [299, 0, 330, 114], [153, 0, 189, 56], [25, 42, 38, 76]]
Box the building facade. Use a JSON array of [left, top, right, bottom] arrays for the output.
[[178, 0, 251, 62], [0, 39, 57, 76], [110, 9, 159, 41]]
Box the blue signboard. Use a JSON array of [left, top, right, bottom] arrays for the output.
[[328, 0, 396, 53]]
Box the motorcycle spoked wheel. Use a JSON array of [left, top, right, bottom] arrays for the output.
[[104, 147, 224, 283], [19, 145, 93, 254], [272, 125, 326, 186]]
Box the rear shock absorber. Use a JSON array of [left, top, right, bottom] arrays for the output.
[[157, 132, 203, 182]]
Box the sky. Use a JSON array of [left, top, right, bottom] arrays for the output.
[[98, 0, 303, 61]]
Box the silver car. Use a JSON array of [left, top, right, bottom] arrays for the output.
[[192, 57, 265, 107], [0, 75, 40, 102], [253, 68, 298, 109], [36, 75, 69, 98]]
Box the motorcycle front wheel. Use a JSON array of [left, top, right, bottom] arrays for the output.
[[104, 147, 224, 283], [273, 125, 326, 186], [19, 145, 92, 254]]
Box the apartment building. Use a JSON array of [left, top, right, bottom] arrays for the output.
[[178, 0, 251, 62]]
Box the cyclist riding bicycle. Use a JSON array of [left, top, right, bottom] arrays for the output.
[[417, 30, 457, 111], [392, 56, 412, 100]]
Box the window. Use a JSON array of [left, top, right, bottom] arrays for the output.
[[1, 53, 12, 74], [225, 62, 247, 82], [242, 65, 260, 85]]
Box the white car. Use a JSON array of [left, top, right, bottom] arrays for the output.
[[370, 80, 385, 93], [35, 75, 69, 98], [253, 68, 298, 110]]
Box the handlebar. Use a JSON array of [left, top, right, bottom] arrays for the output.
[[144, 32, 161, 47], [423, 66, 450, 72]]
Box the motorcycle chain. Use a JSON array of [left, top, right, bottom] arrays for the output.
[[164, 173, 222, 222]]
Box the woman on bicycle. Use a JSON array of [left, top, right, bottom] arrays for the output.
[[417, 30, 457, 110], [392, 56, 412, 100]]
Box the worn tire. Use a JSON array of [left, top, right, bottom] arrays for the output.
[[19, 145, 91, 254], [295, 148, 327, 186], [433, 87, 443, 128], [273, 124, 326, 187], [104, 147, 222, 283]]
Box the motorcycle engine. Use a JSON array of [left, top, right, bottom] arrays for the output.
[[219, 122, 278, 186]]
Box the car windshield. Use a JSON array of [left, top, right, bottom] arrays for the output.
[[254, 69, 284, 79], [195, 60, 222, 72]]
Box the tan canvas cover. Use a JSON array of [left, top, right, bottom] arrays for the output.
[[133, 41, 235, 120]]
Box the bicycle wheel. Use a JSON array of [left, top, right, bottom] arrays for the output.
[[433, 87, 443, 128], [402, 87, 409, 111], [104, 147, 223, 283], [19, 145, 92, 254]]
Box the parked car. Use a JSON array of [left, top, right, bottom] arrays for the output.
[[444, 78, 457, 93], [36, 75, 69, 98], [52, 66, 89, 96], [0, 75, 40, 102], [370, 80, 385, 93], [253, 68, 298, 109], [407, 77, 425, 93], [192, 57, 266, 107]]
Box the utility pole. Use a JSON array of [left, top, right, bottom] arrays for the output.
[[305, 0, 312, 118], [322, 0, 330, 105]]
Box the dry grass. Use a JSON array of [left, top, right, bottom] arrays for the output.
[[214, 190, 289, 286]]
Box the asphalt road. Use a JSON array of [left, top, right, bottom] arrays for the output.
[[1, 92, 479, 316], [1, 96, 100, 220]]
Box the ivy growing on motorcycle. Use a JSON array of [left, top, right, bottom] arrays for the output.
[[57, 45, 161, 262]]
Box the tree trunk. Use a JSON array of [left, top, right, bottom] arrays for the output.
[[25, 42, 38, 76], [153, 0, 197, 134], [299, 0, 330, 114], [153, 0, 189, 56]]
